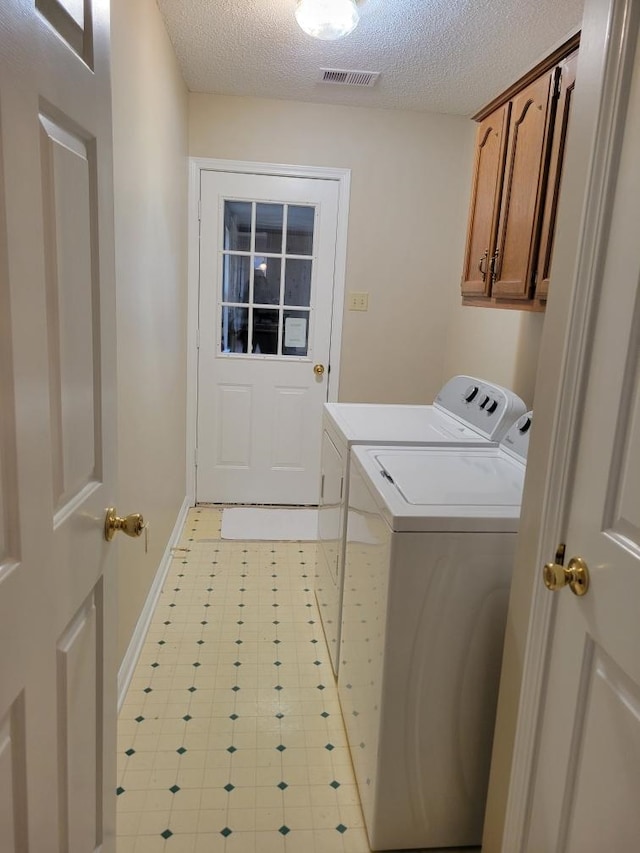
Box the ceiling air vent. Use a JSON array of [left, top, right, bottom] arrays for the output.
[[319, 68, 380, 87]]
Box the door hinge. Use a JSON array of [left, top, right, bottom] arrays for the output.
[[198, 199, 202, 221], [339, 476, 344, 500], [320, 473, 325, 500], [196, 328, 200, 349], [194, 447, 199, 467]]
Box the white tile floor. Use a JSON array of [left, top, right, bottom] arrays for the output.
[[117, 507, 372, 853]]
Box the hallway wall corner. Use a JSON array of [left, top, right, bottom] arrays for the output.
[[111, 0, 190, 665]]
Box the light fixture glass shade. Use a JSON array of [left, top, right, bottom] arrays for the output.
[[295, 0, 359, 40]]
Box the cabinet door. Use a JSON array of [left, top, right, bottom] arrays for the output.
[[534, 52, 579, 301], [460, 104, 510, 297], [492, 70, 556, 299]]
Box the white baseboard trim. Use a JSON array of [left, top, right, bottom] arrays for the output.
[[117, 495, 192, 711]]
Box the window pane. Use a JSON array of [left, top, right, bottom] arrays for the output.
[[252, 309, 279, 355], [284, 258, 312, 307], [253, 257, 281, 305], [224, 201, 252, 251], [255, 204, 283, 253], [221, 306, 248, 353], [286, 206, 314, 255], [282, 310, 309, 356], [222, 255, 250, 303]]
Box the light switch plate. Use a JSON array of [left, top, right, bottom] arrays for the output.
[[348, 291, 369, 311]]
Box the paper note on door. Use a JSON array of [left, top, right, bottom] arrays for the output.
[[284, 317, 307, 348]]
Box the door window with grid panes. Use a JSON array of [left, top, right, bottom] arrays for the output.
[[220, 200, 315, 358]]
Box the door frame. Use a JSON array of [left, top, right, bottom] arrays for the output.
[[494, 0, 639, 847], [185, 157, 351, 503]]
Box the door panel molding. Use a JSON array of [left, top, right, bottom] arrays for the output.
[[603, 285, 640, 550], [57, 591, 100, 851], [215, 384, 252, 467], [186, 158, 351, 503], [494, 0, 640, 849], [36, 0, 95, 67], [39, 111, 101, 516], [271, 386, 308, 470], [0, 693, 28, 851], [556, 640, 640, 851]]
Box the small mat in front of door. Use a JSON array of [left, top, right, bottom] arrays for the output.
[[220, 507, 319, 541]]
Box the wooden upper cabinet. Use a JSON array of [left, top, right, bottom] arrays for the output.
[[460, 34, 579, 310], [534, 51, 579, 302], [461, 104, 509, 297], [492, 70, 555, 300]]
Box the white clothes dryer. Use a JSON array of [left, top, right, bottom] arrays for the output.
[[337, 413, 532, 851], [316, 375, 526, 674]]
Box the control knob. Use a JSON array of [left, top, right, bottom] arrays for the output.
[[463, 385, 479, 403], [486, 399, 499, 414], [479, 394, 490, 409], [518, 415, 532, 433]]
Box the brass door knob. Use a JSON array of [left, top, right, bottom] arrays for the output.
[[543, 556, 590, 596], [313, 363, 325, 376], [104, 507, 145, 541]]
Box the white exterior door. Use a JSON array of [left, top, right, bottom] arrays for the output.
[[196, 170, 340, 505], [524, 23, 640, 850], [0, 1, 118, 850]]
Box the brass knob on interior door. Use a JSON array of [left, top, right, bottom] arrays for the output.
[[104, 507, 145, 541], [313, 363, 325, 376], [543, 556, 590, 597]]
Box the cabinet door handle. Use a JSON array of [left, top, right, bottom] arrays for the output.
[[478, 249, 489, 281], [490, 248, 500, 284]]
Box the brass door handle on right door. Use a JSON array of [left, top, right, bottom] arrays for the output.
[[543, 555, 590, 596]]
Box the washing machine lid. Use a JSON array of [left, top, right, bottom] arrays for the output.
[[353, 445, 525, 533]]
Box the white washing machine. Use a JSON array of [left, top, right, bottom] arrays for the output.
[[337, 413, 532, 851], [316, 375, 526, 675]]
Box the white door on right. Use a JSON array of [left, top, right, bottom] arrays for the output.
[[525, 26, 640, 851]]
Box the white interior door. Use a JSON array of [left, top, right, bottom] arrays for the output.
[[524, 24, 640, 850], [0, 1, 117, 850], [196, 170, 340, 505]]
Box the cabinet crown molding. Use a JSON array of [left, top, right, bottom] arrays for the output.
[[472, 32, 580, 122]]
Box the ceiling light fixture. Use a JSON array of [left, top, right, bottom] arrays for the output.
[[295, 0, 360, 40]]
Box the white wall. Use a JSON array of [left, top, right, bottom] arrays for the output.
[[190, 94, 474, 404], [111, 0, 189, 664], [442, 303, 545, 407]]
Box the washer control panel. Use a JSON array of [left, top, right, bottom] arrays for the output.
[[500, 412, 533, 461], [434, 375, 527, 441]]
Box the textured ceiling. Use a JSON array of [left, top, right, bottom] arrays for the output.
[[156, 0, 584, 116]]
